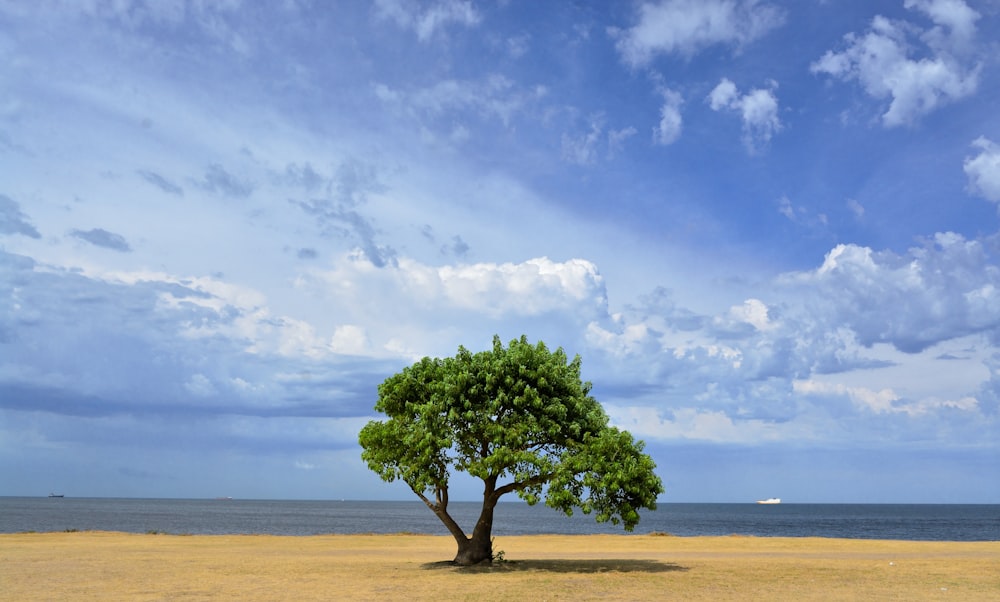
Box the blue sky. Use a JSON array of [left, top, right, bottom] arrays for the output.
[[2, 0, 999, 504]]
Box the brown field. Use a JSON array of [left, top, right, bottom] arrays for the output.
[[1, 531, 997, 601]]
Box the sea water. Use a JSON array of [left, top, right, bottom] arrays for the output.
[[1, 498, 997, 541]]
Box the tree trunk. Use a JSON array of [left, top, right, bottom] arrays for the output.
[[450, 477, 499, 565], [452, 527, 493, 565]]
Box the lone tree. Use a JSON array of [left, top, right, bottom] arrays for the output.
[[359, 335, 664, 565]]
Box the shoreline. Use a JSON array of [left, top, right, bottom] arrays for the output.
[[5, 529, 997, 543], [3, 532, 998, 600]]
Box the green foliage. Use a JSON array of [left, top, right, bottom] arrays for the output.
[[359, 335, 664, 531]]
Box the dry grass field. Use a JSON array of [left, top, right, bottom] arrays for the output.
[[1, 531, 997, 601]]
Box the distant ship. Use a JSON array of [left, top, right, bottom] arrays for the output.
[[756, 497, 781, 504], [47, 493, 64, 498]]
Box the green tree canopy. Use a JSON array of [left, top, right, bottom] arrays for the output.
[[359, 335, 664, 565]]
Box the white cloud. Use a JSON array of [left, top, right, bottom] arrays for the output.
[[606, 404, 787, 443], [708, 78, 738, 110], [580, 230, 1000, 447], [401, 256, 609, 318], [329, 325, 371, 356], [728, 298, 773, 331], [785, 233, 1000, 353], [811, 1, 981, 127], [964, 137, 1000, 204], [374, 0, 481, 42], [299, 254, 611, 351], [81, 266, 356, 361], [794, 379, 979, 417], [707, 78, 782, 152], [794, 379, 900, 414], [613, 0, 785, 66], [585, 321, 655, 357], [905, 0, 980, 52], [653, 89, 683, 145]]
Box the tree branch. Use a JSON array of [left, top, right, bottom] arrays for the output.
[[492, 473, 553, 501], [411, 482, 468, 544]]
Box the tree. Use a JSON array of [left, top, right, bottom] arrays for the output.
[[359, 335, 664, 565]]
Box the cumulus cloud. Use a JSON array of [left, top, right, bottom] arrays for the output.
[[707, 78, 781, 152], [71, 228, 132, 252], [599, 233, 1000, 376], [653, 89, 683, 145], [581, 230, 1000, 450], [784, 233, 1000, 353], [905, 0, 980, 53], [964, 137, 1000, 204], [811, 0, 981, 127], [329, 325, 371, 356], [431, 257, 607, 317], [306, 254, 609, 326], [0, 195, 41, 238], [373, 0, 481, 42], [612, 0, 785, 66]]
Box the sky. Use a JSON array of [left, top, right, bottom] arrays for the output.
[[2, 0, 999, 505]]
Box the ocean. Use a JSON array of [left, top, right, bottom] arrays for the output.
[[1, 498, 997, 541]]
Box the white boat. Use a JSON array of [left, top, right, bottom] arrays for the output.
[[756, 497, 781, 504]]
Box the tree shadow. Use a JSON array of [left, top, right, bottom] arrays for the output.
[[422, 559, 688, 574]]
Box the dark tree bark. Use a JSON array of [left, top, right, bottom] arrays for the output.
[[412, 478, 499, 565], [447, 476, 499, 565]]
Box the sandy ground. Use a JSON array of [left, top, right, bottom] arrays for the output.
[[1, 532, 997, 601]]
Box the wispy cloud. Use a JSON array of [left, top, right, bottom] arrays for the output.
[[0, 195, 41, 239], [375, 74, 547, 136], [295, 160, 394, 268], [653, 88, 683, 145], [373, 0, 481, 42], [137, 170, 184, 196], [197, 164, 254, 199], [71, 228, 132, 252]]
